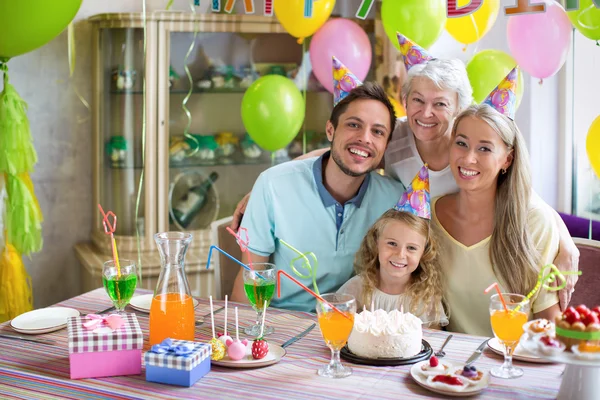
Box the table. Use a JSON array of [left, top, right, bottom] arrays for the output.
[[0, 288, 564, 399]]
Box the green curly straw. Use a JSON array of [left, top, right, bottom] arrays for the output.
[[279, 239, 319, 295], [512, 264, 582, 315]]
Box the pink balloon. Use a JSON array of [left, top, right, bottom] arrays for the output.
[[506, 0, 572, 79], [309, 18, 372, 94]]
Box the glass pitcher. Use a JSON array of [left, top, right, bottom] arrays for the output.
[[149, 232, 195, 345]]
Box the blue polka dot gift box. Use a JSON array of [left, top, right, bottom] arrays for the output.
[[145, 338, 212, 387]]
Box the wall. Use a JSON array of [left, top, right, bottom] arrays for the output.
[[7, 0, 563, 308]]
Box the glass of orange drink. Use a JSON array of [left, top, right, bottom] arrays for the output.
[[316, 293, 356, 379], [489, 293, 530, 379]]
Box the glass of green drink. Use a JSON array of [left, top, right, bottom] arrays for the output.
[[102, 259, 138, 313], [243, 263, 276, 336]]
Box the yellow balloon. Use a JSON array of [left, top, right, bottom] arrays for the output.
[[446, 0, 500, 45], [274, 0, 336, 44], [586, 115, 600, 179], [389, 96, 406, 118]]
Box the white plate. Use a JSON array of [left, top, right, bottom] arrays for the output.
[[410, 361, 489, 397], [487, 337, 553, 364], [128, 294, 199, 313], [211, 341, 286, 368], [10, 307, 80, 334]]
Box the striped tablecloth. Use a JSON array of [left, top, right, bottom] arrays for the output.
[[0, 288, 563, 399]]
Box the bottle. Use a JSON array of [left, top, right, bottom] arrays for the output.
[[171, 172, 219, 228], [149, 232, 194, 345]]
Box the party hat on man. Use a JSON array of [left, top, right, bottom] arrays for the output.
[[482, 66, 519, 120], [394, 164, 431, 220], [397, 32, 434, 72], [332, 56, 363, 107]]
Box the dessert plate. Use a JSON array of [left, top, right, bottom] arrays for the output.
[[487, 337, 553, 364], [410, 361, 490, 397], [10, 307, 80, 334], [211, 341, 286, 368], [129, 294, 199, 313], [340, 339, 432, 366]]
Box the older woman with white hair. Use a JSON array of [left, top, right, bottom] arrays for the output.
[[231, 39, 579, 308]]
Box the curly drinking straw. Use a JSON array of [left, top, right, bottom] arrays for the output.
[[98, 204, 121, 278], [277, 270, 351, 321], [511, 264, 582, 315], [226, 227, 254, 269], [279, 238, 320, 295], [483, 282, 508, 313]]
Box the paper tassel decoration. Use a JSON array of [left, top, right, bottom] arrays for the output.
[[0, 69, 38, 175], [332, 56, 363, 107], [394, 164, 431, 220], [397, 33, 434, 72], [0, 242, 33, 323], [482, 66, 519, 120], [6, 173, 43, 256]]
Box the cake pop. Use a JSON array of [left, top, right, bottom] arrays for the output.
[[251, 301, 269, 360], [209, 295, 226, 361], [226, 307, 248, 361], [217, 295, 232, 346]]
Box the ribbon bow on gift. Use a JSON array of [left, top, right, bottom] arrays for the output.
[[151, 338, 195, 356], [82, 314, 124, 331]]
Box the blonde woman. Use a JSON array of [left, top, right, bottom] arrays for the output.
[[433, 104, 561, 336]]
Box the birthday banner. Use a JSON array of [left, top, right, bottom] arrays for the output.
[[201, 0, 598, 18]]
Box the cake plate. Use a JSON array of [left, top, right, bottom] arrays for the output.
[[340, 339, 432, 367], [520, 335, 600, 400]]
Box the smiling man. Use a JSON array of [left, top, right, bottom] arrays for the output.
[[230, 60, 404, 312]]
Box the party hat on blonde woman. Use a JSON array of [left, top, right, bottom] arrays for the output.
[[396, 33, 434, 72], [394, 164, 431, 219], [482, 66, 519, 120], [332, 56, 363, 107]]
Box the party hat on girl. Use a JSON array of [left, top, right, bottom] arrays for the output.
[[482, 66, 519, 120], [397, 33, 434, 72], [394, 164, 431, 219], [332, 56, 363, 107]]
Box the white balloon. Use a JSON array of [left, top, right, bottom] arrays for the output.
[[429, 30, 478, 65]]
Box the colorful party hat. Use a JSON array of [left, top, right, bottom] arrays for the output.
[[332, 56, 363, 107], [482, 66, 519, 120], [397, 32, 434, 72], [394, 164, 431, 220]]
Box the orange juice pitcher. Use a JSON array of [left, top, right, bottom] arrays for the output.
[[149, 232, 195, 345]]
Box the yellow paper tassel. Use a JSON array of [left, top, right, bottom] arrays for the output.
[[0, 242, 33, 323]]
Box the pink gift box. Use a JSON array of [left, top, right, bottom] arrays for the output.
[[67, 313, 144, 379]]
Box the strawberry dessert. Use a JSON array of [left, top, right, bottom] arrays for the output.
[[420, 356, 450, 376], [555, 304, 600, 350]]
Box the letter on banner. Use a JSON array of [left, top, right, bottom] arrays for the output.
[[356, 0, 375, 19], [305, 0, 313, 17], [212, 0, 220, 12], [447, 0, 483, 17], [264, 0, 273, 16], [224, 0, 255, 13], [505, 0, 546, 15], [564, 0, 600, 10]]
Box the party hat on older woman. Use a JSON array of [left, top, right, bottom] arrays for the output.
[[394, 164, 431, 220], [332, 56, 363, 107], [482, 66, 519, 120], [396, 33, 434, 72]]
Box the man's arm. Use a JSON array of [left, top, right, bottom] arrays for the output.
[[552, 210, 580, 310], [230, 252, 269, 302]]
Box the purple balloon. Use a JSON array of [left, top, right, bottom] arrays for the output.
[[507, 0, 572, 79], [309, 18, 372, 94]]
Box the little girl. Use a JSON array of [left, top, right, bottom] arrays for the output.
[[337, 165, 448, 329]]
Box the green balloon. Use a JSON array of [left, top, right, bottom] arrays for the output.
[[382, 0, 447, 50], [241, 75, 305, 152], [0, 0, 83, 60], [466, 49, 525, 109], [568, 0, 600, 41]]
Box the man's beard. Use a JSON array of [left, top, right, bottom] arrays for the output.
[[330, 140, 375, 178]]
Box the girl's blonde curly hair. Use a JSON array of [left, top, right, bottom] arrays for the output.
[[354, 209, 446, 322]]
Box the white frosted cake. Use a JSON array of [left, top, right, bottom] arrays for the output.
[[347, 309, 423, 359]]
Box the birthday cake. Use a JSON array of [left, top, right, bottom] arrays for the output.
[[347, 309, 423, 359]]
